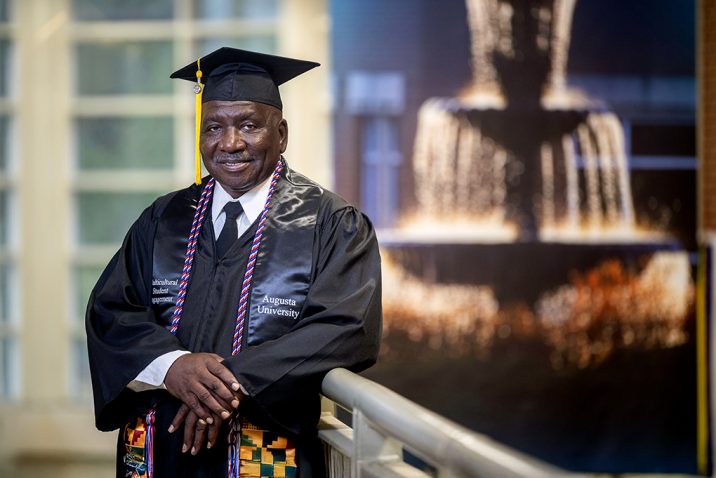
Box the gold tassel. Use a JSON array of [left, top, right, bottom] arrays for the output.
[[194, 58, 204, 185]]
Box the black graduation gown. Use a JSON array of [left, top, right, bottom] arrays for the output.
[[85, 169, 382, 477]]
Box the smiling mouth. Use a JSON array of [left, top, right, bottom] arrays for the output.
[[219, 162, 251, 173], [216, 156, 255, 168]]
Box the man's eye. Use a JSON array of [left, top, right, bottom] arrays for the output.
[[206, 124, 221, 132], [242, 123, 257, 131]]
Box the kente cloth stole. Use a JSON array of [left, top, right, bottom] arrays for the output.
[[120, 166, 321, 478], [121, 418, 298, 478], [238, 419, 297, 478]]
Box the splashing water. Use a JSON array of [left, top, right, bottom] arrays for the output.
[[410, 100, 645, 241], [539, 112, 640, 240], [407, 0, 653, 242], [413, 99, 511, 224]]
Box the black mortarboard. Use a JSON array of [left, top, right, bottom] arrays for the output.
[[172, 47, 319, 184], [170, 47, 320, 110]]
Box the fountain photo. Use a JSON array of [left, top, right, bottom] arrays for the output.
[[331, 0, 697, 473]]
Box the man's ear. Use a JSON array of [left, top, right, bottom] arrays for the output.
[[279, 118, 288, 153]]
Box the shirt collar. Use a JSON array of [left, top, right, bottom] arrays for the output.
[[212, 175, 272, 224]]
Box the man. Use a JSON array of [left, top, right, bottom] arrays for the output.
[[86, 47, 382, 478]]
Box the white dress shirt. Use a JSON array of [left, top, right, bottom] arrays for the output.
[[128, 176, 272, 392]]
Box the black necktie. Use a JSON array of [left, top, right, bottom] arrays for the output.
[[216, 201, 244, 257]]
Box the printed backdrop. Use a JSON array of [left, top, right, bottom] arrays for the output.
[[330, 0, 698, 473]]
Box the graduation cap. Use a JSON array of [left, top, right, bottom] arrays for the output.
[[171, 47, 320, 184]]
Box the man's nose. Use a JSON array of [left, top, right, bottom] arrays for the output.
[[220, 127, 245, 152]]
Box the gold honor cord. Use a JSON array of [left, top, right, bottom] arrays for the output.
[[194, 58, 204, 185], [696, 246, 710, 474]]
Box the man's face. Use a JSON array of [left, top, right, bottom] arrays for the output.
[[200, 100, 288, 198]]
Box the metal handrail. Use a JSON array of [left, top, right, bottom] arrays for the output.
[[320, 368, 567, 478]]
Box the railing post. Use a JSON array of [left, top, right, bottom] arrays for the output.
[[321, 395, 337, 415], [353, 409, 403, 477]]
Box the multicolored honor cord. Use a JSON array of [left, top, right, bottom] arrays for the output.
[[227, 160, 284, 478], [143, 175, 214, 478], [145, 409, 156, 477]]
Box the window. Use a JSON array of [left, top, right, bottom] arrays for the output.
[[0, 0, 17, 401], [69, 0, 280, 400], [361, 117, 402, 228], [345, 71, 406, 228], [0, 0, 327, 470], [0, 0, 17, 400], [72, 0, 173, 21]]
